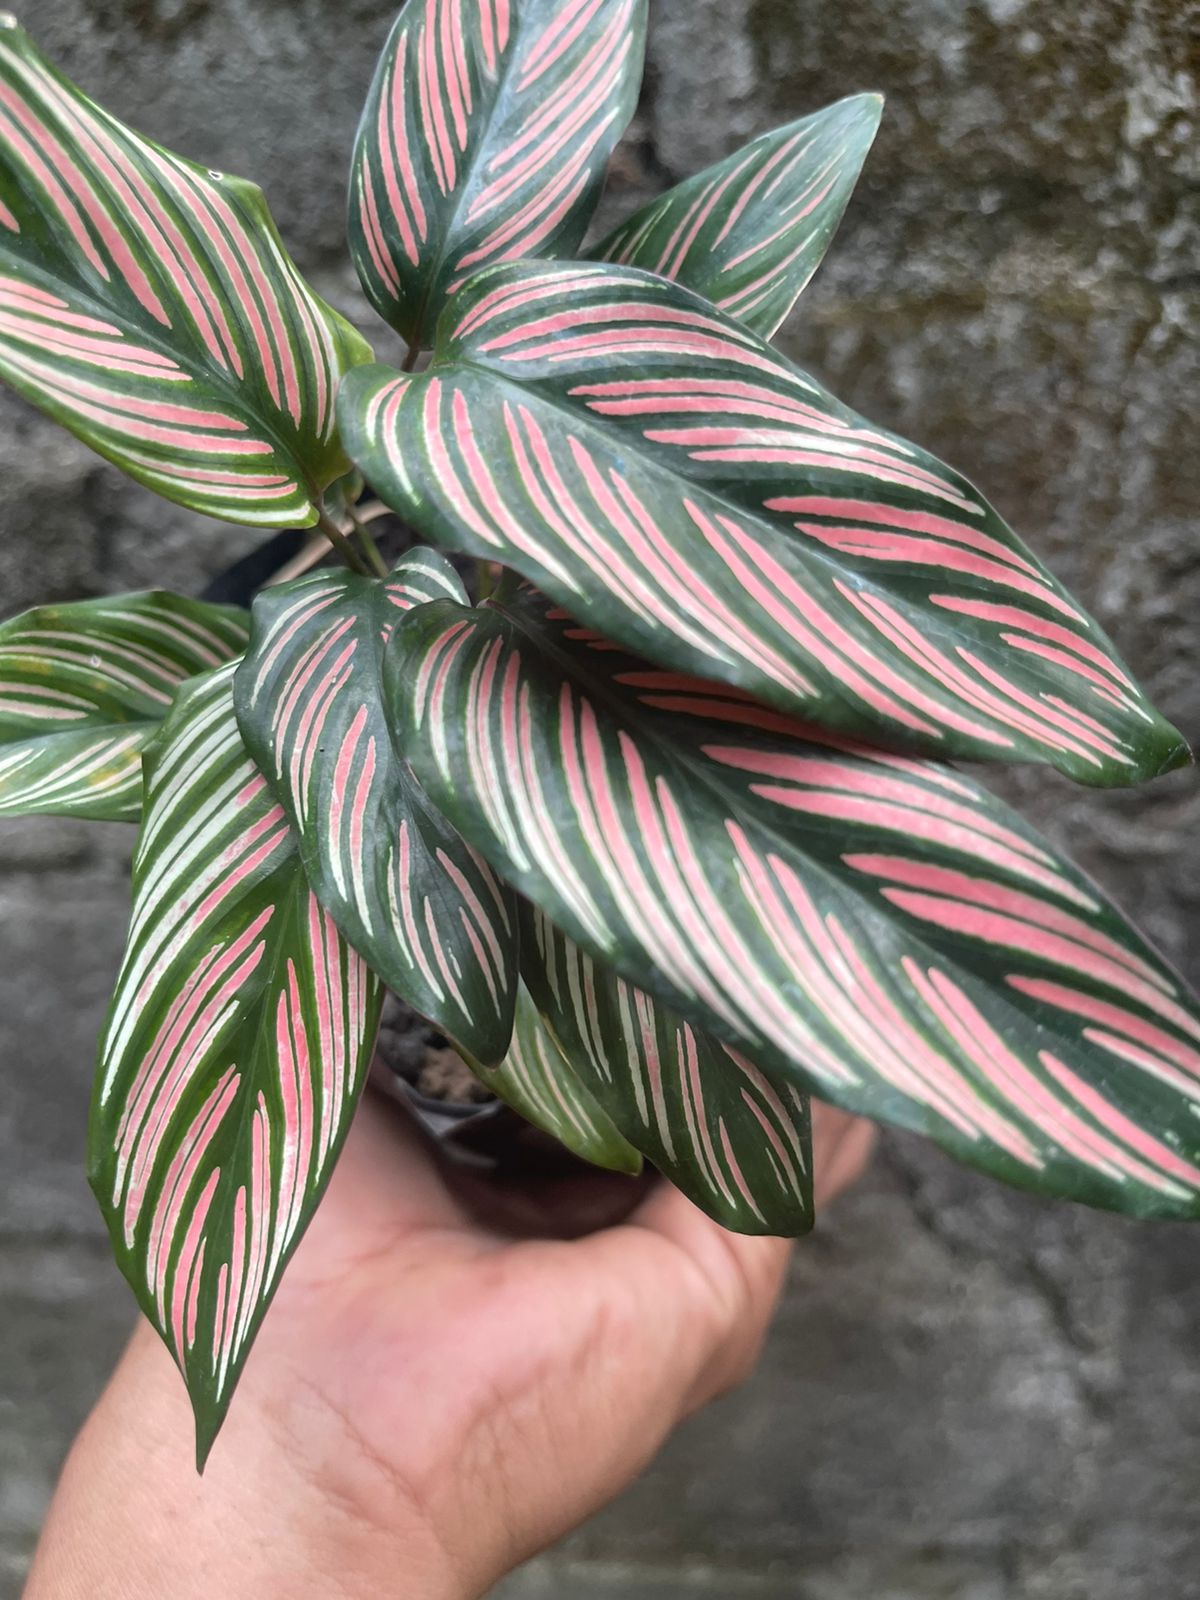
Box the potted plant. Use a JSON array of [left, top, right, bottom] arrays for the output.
[[0, 0, 1195, 1470]]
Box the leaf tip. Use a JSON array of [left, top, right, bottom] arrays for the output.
[[192, 1404, 223, 1475], [1154, 731, 1194, 778]]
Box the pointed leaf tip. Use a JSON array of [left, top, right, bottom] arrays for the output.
[[91, 664, 383, 1457], [591, 91, 882, 338]]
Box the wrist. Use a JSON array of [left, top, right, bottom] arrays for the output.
[[28, 1321, 467, 1600]]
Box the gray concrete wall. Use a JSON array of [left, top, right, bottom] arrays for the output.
[[1, 2, 1197, 1595]]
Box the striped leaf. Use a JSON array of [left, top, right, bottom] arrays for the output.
[[0, 20, 372, 527], [0, 591, 247, 821], [91, 663, 383, 1461], [522, 903, 813, 1234], [475, 981, 643, 1174], [348, 0, 647, 347], [388, 593, 1200, 1221], [338, 262, 1187, 787], [233, 551, 518, 1066], [592, 93, 882, 339]]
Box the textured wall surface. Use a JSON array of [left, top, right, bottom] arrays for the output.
[[1, 1, 1197, 1595]]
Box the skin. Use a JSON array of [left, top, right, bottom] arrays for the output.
[[26, 1095, 874, 1600]]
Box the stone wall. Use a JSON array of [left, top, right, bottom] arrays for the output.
[[1, 2, 1197, 1595]]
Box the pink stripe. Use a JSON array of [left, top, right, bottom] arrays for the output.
[[1040, 1051, 1200, 1191], [172, 1167, 220, 1360], [520, 0, 611, 87], [397, 819, 447, 1002], [1008, 977, 1200, 1069], [439, 0, 470, 151], [891, 893, 1200, 1039], [844, 854, 1167, 991], [357, 168, 402, 294], [931, 595, 1133, 685], [379, 35, 423, 266], [680, 1027, 737, 1207], [419, 12, 456, 193], [696, 509, 997, 740], [844, 587, 1096, 753]]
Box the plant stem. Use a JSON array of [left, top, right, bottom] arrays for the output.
[[315, 504, 371, 576], [475, 558, 495, 600], [351, 513, 389, 578], [401, 343, 421, 373], [492, 564, 521, 606]]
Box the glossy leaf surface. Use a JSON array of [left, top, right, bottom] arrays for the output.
[[0, 591, 247, 820], [91, 664, 382, 1461], [522, 904, 813, 1234], [234, 551, 518, 1066], [475, 981, 642, 1174], [592, 94, 882, 338], [348, 0, 647, 346], [0, 21, 372, 526], [389, 594, 1200, 1219], [340, 262, 1185, 786]]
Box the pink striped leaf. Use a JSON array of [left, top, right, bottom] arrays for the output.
[[521, 903, 813, 1234], [387, 592, 1200, 1220], [348, 0, 647, 347], [591, 93, 882, 339], [0, 590, 248, 821], [91, 661, 383, 1461], [0, 21, 372, 527], [474, 980, 643, 1173], [338, 261, 1187, 786], [233, 550, 519, 1066]]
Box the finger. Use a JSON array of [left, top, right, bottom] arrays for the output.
[[811, 1102, 877, 1208], [621, 1181, 793, 1412]]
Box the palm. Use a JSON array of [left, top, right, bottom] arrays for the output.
[[81, 1091, 870, 1598], [229, 1092, 872, 1590]]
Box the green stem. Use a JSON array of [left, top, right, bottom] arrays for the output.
[[475, 558, 496, 601], [346, 505, 389, 578], [359, 524, 390, 579], [315, 504, 371, 576], [401, 342, 422, 373], [492, 564, 521, 606]]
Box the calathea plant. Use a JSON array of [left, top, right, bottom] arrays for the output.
[[0, 0, 1196, 1467]]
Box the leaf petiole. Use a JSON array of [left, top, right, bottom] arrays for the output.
[[315, 503, 372, 576]]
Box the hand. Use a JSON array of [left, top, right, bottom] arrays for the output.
[[27, 1092, 873, 1600]]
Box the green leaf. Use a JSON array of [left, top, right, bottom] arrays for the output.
[[592, 93, 882, 338], [0, 20, 372, 526], [474, 980, 643, 1174], [0, 590, 248, 820], [338, 261, 1187, 787], [234, 551, 519, 1066], [90, 662, 383, 1463], [521, 903, 813, 1234], [388, 592, 1200, 1221], [348, 0, 647, 347]]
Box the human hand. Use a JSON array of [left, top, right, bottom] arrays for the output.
[[27, 1091, 873, 1600]]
